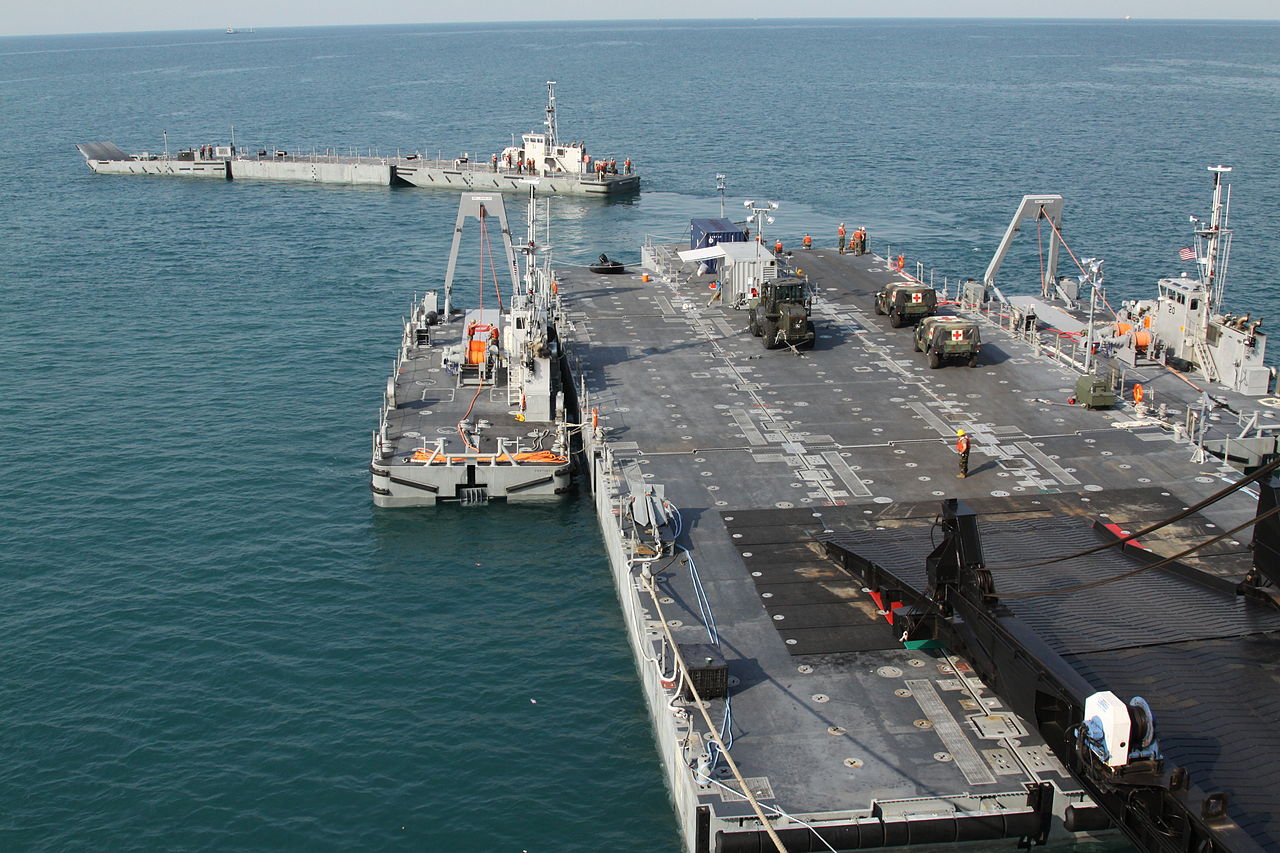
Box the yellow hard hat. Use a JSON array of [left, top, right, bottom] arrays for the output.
[[957, 429, 966, 436]]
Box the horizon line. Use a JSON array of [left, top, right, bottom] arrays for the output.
[[4, 15, 1279, 39]]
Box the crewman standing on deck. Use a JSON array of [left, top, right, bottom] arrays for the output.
[[956, 430, 971, 478], [838, 223, 847, 253], [896, 254, 906, 272], [624, 158, 632, 175], [775, 239, 783, 254], [802, 234, 812, 250]]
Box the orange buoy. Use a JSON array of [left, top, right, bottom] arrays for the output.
[[1133, 383, 1144, 404]]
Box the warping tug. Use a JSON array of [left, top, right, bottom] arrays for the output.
[[370, 187, 573, 505]]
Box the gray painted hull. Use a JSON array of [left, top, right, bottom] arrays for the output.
[[79, 149, 640, 195]]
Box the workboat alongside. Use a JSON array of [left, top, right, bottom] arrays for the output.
[[370, 188, 574, 506], [543, 167, 1279, 853], [77, 82, 640, 196]]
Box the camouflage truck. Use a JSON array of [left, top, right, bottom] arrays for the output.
[[874, 281, 938, 328], [914, 315, 981, 368]]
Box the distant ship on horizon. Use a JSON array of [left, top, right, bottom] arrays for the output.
[[225, 27, 255, 34]]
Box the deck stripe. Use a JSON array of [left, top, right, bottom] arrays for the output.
[[1016, 441, 1081, 486], [821, 451, 873, 497], [905, 679, 997, 786]]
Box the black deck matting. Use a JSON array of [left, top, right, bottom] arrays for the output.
[[724, 511, 899, 655]]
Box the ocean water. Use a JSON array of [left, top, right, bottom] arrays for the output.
[[1, 18, 1278, 852]]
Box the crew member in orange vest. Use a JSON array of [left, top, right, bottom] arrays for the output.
[[838, 223, 847, 253], [896, 254, 906, 272], [775, 239, 783, 254], [956, 430, 971, 478], [802, 234, 812, 250], [623, 158, 632, 175]]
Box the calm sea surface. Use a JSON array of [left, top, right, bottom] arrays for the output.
[[2, 18, 1278, 852]]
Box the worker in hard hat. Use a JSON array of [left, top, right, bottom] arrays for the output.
[[956, 429, 971, 478], [838, 223, 847, 253], [802, 234, 812, 250]]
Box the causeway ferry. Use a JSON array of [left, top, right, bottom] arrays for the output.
[[77, 82, 639, 196]]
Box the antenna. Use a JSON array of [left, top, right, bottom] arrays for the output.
[[716, 174, 727, 219], [544, 81, 559, 149], [1202, 165, 1233, 312]]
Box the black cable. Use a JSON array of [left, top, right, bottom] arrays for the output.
[[985, 456, 1280, 572], [994, 504, 1280, 600]]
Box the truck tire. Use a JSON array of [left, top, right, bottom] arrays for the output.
[[749, 314, 761, 337], [968, 353, 978, 368], [890, 312, 904, 329], [762, 319, 780, 349], [874, 300, 885, 316], [928, 350, 942, 369]]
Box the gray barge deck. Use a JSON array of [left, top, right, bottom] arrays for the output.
[[555, 244, 1277, 852]]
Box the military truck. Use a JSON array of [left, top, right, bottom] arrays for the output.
[[914, 315, 981, 368], [874, 281, 938, 328], [748, 278, 816, 349]]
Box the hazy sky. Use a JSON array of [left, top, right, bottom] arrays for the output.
[[3, 1, 1277, 37]]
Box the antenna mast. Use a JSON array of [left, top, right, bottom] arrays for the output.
[[1197, 165, 1233, 312], [544, 81, 559, 149]]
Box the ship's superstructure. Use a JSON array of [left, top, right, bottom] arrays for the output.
[[370, 189, 573, 505], [1125, 166, 1270, 395]]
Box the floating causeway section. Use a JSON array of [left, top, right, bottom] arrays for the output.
[[77, 146, 639, 195], [554, 244, 1274, 852]]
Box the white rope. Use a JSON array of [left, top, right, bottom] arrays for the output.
[[641, 574, 787, 853]]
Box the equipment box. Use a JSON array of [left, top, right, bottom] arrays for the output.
[[678, 643, 729, 701], [1075, 375, 1116, 409], [690, 218, 746, 273]]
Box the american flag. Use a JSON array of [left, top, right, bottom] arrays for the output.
[[1178, 246, 1197, 261]]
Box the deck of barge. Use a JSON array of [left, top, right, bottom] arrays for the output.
[[555, 244, 1274, 851]]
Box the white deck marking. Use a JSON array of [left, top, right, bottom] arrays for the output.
[[1016, 441, 1080, 486], [821, 451, 873, 497]]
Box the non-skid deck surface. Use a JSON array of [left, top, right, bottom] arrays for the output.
[[557, 245, 1268, 829]]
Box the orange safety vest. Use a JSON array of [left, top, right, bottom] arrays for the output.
[[803, 235, 812, 246], [838, 226, 846, 237], [957, 436, 970, 454]]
